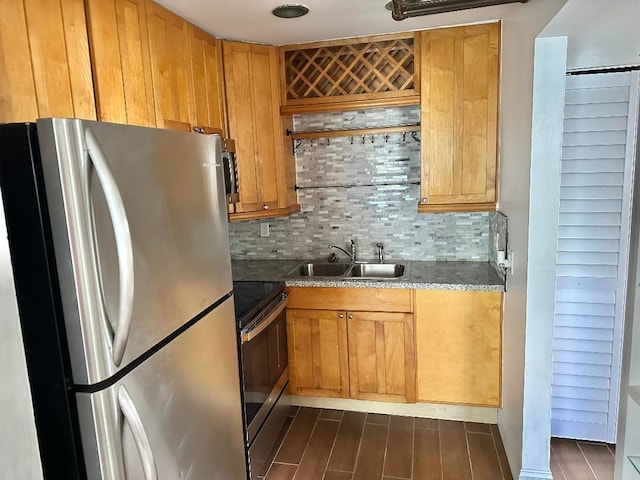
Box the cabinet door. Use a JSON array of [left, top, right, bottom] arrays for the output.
[[347, 311, 416, 403], [286, 309, 349, 398], [86, 0, 155, 126], [0, 0, 95, 123], [418, 23, 499, 212], [189, 26, 226, 133], [223, 41, 281, 213], [415, 290, 502, 406], [146, 1, 193, 129]]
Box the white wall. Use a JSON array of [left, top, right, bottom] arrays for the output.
[[541, 0, 640, 71], [493, 2, 569, 477], [522, 1, 640, 479], [0, 199, 43, 480], [519, 36, 568, 480], [616, 100, 640, 479]]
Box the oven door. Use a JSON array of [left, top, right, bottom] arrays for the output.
[[240, 292, 289, 443]]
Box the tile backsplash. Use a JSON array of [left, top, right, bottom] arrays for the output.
[[489, 211, 508, 281], [228, 106, 490, 262]]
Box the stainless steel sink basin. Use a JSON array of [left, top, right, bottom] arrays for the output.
[[285, 262, 405, 279], [287, 263, 351, 277], [348, 263, 405, 278]]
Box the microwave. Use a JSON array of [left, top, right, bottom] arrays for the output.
[[222, 137, 239, 204], [193, 126, 239, 205]]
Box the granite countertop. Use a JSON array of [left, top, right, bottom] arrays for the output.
[[231, 259, 505, 292]]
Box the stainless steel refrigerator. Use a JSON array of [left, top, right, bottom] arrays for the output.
[[0, 119, 247, 479]]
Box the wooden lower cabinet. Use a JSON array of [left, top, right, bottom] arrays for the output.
[[286, 308, 349, 398], [347, 311, 416, 403], [415, 290, 503, 407], [286, 287, 415, 403]]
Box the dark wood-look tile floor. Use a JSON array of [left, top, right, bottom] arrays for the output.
[[551, 438, 615, 480], [256, 407, 512, 480]]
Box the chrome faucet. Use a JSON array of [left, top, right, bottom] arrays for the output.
[[329, 239, 357, 262], [376, 243, 384, 263]]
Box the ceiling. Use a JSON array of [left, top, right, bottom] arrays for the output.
[[154, 0, 527, 45]]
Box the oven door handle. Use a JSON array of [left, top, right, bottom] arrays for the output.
[[241, 293, 288, 343]]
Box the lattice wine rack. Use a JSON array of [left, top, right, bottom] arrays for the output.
[[281, 33, 417, 110]]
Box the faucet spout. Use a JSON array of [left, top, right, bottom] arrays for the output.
[[329, 240, 357, 262]]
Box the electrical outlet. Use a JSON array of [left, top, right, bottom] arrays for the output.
[[260, 223, 269, 238]]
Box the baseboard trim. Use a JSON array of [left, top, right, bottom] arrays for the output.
[[519, 468, 553, 480], [287, 395, 498, 423]]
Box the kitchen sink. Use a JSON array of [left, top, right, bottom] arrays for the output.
[[285, 262, 406, 280], [348, 263, 405, 278], [287, 263, 351, 277]]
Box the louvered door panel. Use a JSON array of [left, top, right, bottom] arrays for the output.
[[551, 71, 639, 442]]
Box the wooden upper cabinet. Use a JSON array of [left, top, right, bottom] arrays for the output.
[[0, 0, 96, 123], [418, 22, 500, 212], [146, 1, 193, 130], [223, 41, 299, 219], [86, 0, 155, 126], [279, 32, 420, 115], [415, 290, 502, 407], [189, 26, 226, 132]]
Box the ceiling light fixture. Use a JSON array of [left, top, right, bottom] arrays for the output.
[[272, 4, 309, 18]]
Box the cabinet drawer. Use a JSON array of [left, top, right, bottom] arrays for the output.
[[286, 287, 412, 312]]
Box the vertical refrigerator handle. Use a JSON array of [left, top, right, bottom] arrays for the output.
[[118, 385, 158, 480], [85, 128, 134, 367]]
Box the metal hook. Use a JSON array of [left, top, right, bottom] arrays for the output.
[[370, 135, 375, 144], [350, 136, 354, 145], [402, 132, 406, 142], [411, 131, 420, 144], [384, 134, 389, 143], [362, 135, 366, 144], [293, 138, 303, 154], [326, 137, 330, 146]]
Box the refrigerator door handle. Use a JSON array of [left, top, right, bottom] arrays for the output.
[[118, 385, 158, 480], [85, 127, 134, 367]]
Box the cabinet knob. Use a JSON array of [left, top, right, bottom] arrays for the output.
[[421, 197, 429, 204], [262, 205, 269, 210], [338, 314, 344, 319], [348, 314, 353, 320]]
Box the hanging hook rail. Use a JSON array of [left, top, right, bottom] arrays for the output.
[[288, 124, 420, 140], [295, 180, 421, 191]]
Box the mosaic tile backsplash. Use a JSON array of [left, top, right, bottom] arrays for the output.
[[228, 106, 490, 261]]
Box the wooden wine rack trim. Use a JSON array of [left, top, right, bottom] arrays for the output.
[[279, 32, 418, 113], [280, 94, 420, 115]]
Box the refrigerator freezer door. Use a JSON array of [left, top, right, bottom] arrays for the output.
[[35, 118, 233, 385], [76, 299, 247, 480]]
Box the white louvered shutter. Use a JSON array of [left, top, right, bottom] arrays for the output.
[[552, 71, 639, 442]]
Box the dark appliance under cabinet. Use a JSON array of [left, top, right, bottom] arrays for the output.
[[233, 281, 290, 479]]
